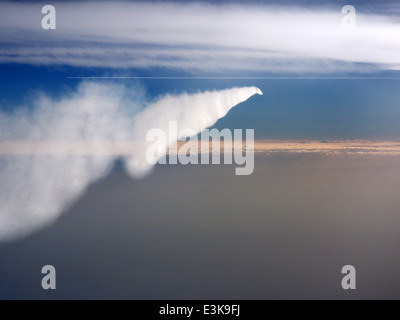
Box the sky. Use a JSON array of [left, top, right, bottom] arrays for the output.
[[1, 0, 400, 238], [1, 0, 400, 300], [1, 0, 400, 140], [1, 0, 400, 240]]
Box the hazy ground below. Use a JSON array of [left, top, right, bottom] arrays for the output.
[[1, 153, 400, 299]]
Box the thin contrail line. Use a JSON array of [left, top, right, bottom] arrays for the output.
[[67, 76, 400, 80]]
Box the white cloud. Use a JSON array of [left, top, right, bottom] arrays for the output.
[[0, 82, 261, 241], [0, 1, 399, 73]]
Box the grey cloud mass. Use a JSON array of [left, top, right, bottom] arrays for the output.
[[0, 1, 399, 73]]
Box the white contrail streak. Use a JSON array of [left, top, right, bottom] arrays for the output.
[[0, 83, 261, 241]]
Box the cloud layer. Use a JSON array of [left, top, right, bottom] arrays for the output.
[[0, 1, 400, 73], [0, 82, 261, 241]]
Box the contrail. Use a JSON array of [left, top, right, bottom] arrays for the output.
[[125, 86, 262, 177], [0, 82, 261, 241]]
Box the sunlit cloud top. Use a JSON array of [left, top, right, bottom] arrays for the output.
[[0, 1, 400, 73]]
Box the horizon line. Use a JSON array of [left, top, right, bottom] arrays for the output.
[[2, 139, 400, 156]]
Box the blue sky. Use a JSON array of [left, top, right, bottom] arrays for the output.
[[1, 0, 400, 139]]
